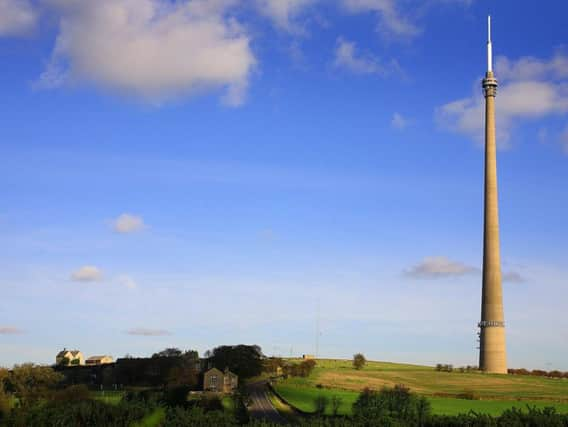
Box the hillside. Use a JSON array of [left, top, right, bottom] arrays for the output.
[[295, 359, 568, 400], [273, 359, 568, 416]]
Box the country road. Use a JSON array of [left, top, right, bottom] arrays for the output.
[[247, 381, 288, 424]]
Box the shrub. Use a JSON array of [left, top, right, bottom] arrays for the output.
[[314, 395, 329, 415], [456, 390, 479, 400], [51, 384, 91, 402], [163, 386, 192, 408], [352, 385, 431, 425], [0, 390, 11, 421], [198, 395, 224, 412], [331, 395, 343, 417], [352, 354, 366, 370]]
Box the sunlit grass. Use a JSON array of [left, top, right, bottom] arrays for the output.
[[274, 358, 568, 416]]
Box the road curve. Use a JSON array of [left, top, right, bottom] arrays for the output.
[[246, 381, 288, 425]]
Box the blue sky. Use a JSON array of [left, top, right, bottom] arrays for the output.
[[1, 0, 567, 370]]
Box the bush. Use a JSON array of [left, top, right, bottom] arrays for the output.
[[331, 395, 343, 417], [198, 394, 224, 412], [352, 354, 366, 370], [352, 385, 431, 425], [314, 395, 329, 415], [164, 407, 236, 427], [0, 390, 11, 421], [163, 386, 192, 408], [51, 384, 91, 402], [456, 390, 479, 400], [5, 399, 153, 427], [283, 360, 317, 378]]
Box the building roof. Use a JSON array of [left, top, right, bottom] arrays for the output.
[[86, 355, 111, 361], [205, 367, 223, 376], [205, 367, 237, 378], [57, 349, 82, 357]]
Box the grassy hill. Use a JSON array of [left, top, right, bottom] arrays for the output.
[[273, 359, 568, 416]]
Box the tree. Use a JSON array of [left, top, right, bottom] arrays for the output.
[[314, 395, 329, 415], [152, 348, 183, 358], [232, 390, 250, 425], [0, 368, 11, 420], [263, 357, 284, 375], [208, 345, 264, 379], [353, 385, 431, 425], [331, 395, 343, 417], [299, 359, 316, 377], [7, 364, 63, 407], [353, 353, 366, 370], [166, 352, 199, 388]]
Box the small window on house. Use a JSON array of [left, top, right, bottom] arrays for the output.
[[210, 375, 217, 387]]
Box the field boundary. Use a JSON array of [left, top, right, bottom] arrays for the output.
[[268, 382, 312, 416]]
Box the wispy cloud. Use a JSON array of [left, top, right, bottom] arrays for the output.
[[255, 0, 316, 33], [0, 326, 24, 335], [334, 37, 400, 77], [502, 271, 526, 284], [113, 213, 145, 234], [0, 0, 37, 37], [71, 266, 103, 282], [37, 0, 256, 106], [437, 53, 568, 148], [405, 256, 478, 279], [126, 328, 171, 337], [340, 0, 420, 39], [391, 112, 408, 130]]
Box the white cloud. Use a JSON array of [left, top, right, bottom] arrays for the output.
[[0, 0, 37, 36], [255, 0, 316, 33], [38, 0, 256, 105], [391, 112, 408, 129], [334, 37, 400, 77], [71, 265, 103, 282], [405, 256, 478, 279], [113, 213, 145, 234], [126, 328, 171, 336], [0, 326, 24, 334], [437, 53, 568, 147], [117, 275, 137, 290], [341, 0, 419, 39], [496, 54, 568, 81]]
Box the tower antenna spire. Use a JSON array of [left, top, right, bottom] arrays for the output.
[[487, 15, 493, 72]]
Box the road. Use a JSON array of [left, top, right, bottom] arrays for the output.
[[247, 381, 288, 424]]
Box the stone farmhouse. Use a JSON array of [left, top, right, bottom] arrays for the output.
[[56, 349, 85, 366], [203, 367, 238, 393], [86, 355, 114, 365]]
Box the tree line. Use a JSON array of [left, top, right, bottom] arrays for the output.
[[2, 370, 567, 426]]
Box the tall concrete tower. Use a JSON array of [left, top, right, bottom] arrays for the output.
[[478, 16, 507, 374]]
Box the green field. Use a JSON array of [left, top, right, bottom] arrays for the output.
[[92, 390, 125, 405], [273, 359, 568, 416]]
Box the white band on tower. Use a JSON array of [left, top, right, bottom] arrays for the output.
[[487, 16, 493, 72]]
